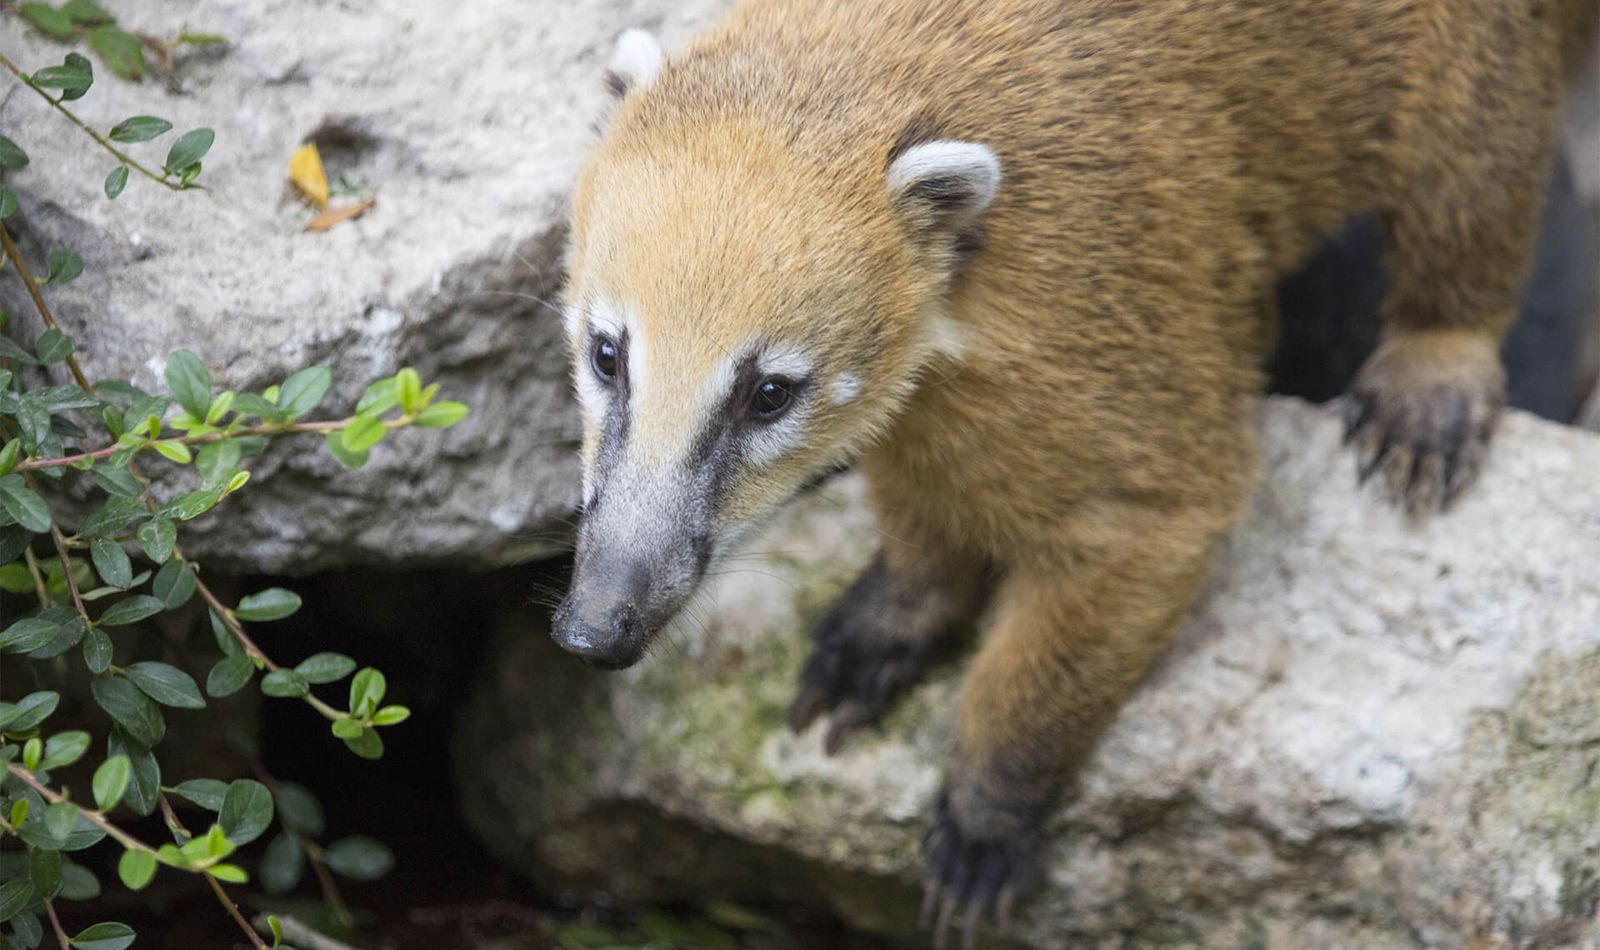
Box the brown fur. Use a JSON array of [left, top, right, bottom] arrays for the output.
[[565, 0, 1595, 941]]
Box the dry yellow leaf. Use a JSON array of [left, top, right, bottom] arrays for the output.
[[305, 196, 376, 233], [288, 142, 329, 210]]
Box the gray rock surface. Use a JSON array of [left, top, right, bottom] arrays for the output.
[[0, 0, 729, 571], [457, 399, 1600, 949]]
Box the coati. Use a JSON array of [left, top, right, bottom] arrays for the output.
[[549, 1, 1597, 944]]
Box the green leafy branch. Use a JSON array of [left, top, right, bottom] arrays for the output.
[[0, 50, 213, 195]]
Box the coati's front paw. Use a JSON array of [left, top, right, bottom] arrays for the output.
[[921, 790, 1040, 950], [787, 631, 929, 755], [788, 553, 976, 754], [1345, 331, 1505, 514]]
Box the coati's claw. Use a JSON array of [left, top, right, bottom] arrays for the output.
[[787, 634, 927, 753], [1345, 334, 1503, 515], [922, 792, 1039, 949]]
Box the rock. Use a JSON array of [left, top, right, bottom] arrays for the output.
[[0, 0, 730, 572], [457, 399, 1600, 949]]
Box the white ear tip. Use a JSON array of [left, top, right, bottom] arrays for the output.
[[609, 28, 665, 92], [886, 141, 1002, 212]]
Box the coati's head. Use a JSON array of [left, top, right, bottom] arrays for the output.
[[551, 29, 1000, 669]]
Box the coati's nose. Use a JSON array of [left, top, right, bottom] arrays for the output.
[[550, 585, 647, 670]]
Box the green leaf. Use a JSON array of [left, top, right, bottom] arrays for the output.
[[44, 802, 76, 842], [163, 128, 214, 177], [329, 717, 362, 740], [125, 662, 205, 709], [0, 691, 60, 731], [194, 439, 241, 485], [163, 349, 211, 421], [117, 849, 156, 890], [82, 628, 113, 673], [69, 921, 137, 950], [23, 737, 41, 770], [107, 116, 171, 143], [155, 483, 226, 521], [206, 654, 254, 698], [0, 135, 28, 168], [342, 728, 383, 760], [31, 54, 93, 100], [208, 863, 248, 884], [8, 800, 28, 829], [219, 780, 273, 846], [135, 518, 176, 563], [93, 755, 131, 811], [90, 676, 164, 747], [62, 0, 113, 23], [0, 562, 33, 593], [19, 3, 73, 38], [11, 908, 43, 946], [104, 731, 159, 817], [293, 652, 356, 684], [324, 836, 394, 881], [104, 165, 129, 200], [1, 617, 61, 654], [0, 185, 18, 220], [273, 782, 325, 837], [0, 878, 33, 922], [370, 705, 410, 727], [89, 538, 132, 589], [60, 859, 101, 900], [395, 367, 422, 414], [258, 833, 303, 895], [91, 466, 142, 498], [77, 496, 148, 539], [168, 778, 228, 811], [340, 413, 386, 453], [29, 846, 61, 899], [323, 431, 368, 469], [259, 669, 308, 698], [414, 401, 470, 428], [347, 667, 386, 717], [356, 377, 399, 415], [0, 439, 20, 478], [42, 251, 84, 286], [38, 730, 90, 770], [276, 366, 331, 419], [0, 474, 52, 532], [97, 595, 164, 626], [151, 560, 195, 609], [151, 439, 192, 464], [235, 587, 302, 622], [87, 25, 145, 80]]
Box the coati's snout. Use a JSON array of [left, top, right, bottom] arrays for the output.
[[551, 476, 713, 670]]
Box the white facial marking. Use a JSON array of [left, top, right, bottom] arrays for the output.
[[886, 140, 1002, 216], [832, 373, 861, 405], [609, 28, 664, 93], [756, 344, 813, 381], [923, 311, 968, 360]]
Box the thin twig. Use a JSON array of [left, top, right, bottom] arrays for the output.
[[21, 547, 52, 605], [6, 763, 157, 855], [42, 898, 70, 950], [207, 873, 269, 950], [250, 760, 354, 925], [45, 519, 89, 620], [0, 224, 90, 389], [0, 51, 181, 190]]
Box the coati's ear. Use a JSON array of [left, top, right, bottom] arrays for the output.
[[885, 140, 1002, 229], [604, 28, 665, 98]]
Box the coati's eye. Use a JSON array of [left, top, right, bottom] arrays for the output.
[[591, 337, 620, 382], [750, 377, 795, 419]]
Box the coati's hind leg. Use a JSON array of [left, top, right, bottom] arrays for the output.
[[922, 504, 1227, 949], [788, 519, 986, 754], [1346, 8, 1566, 512]]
